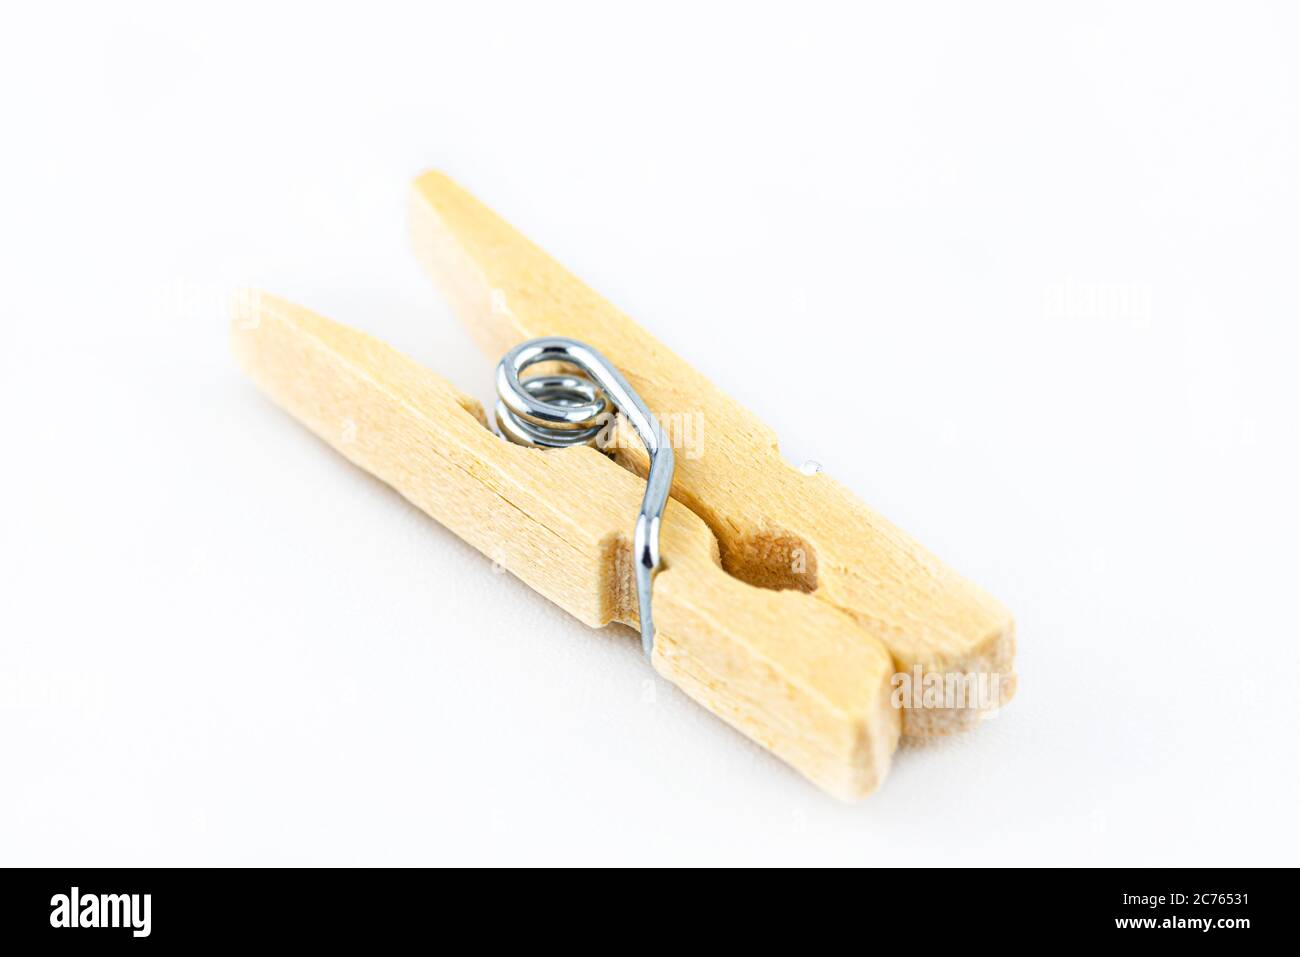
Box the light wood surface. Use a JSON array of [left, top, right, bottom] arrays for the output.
[[410, 170, 1016, 737], [232, 293, 899, 799], [230, 173, 1017, 798]]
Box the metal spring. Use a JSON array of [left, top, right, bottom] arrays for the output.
[[495, 337, 675, 658]]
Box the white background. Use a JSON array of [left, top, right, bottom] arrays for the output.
[[2, 1, 1298, 866]]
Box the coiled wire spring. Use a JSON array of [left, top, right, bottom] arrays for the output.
[[495, 337, 675, 658]]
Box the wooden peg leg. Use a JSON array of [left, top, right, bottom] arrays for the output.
[[232, 293, 899, 799], [410, 171, 1017, 736]]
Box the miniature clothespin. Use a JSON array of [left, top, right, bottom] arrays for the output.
[[231, 171, 1016, 799]]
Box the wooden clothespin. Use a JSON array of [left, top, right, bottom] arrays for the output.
[[231, 171, 1015, 799]]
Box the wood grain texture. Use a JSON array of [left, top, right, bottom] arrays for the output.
[[232, 293, 899, 799], [410, 170, 1016, 736]]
